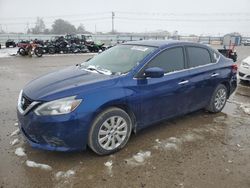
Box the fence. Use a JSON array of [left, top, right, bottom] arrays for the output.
[[0, 33, 249, 46]]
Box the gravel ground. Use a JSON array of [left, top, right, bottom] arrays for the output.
[[0, 47, 250, 188]]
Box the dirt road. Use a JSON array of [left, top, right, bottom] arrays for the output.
[[0, 52, 250, 188]]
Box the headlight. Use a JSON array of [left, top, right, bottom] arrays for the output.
[[34, 96, 82, 116]]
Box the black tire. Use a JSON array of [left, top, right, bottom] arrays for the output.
[[48, 47, 55, 54], [206, 84, 228, 113], [18, 47, 26, 56], [34, 47, 43, 57], [88, 107, 132, 155]]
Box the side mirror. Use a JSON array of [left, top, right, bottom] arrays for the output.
[[144, 67, 164, 78]]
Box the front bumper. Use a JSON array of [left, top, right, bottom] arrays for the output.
[[239, 66, 250, 81], [17, 109, 91, 151]]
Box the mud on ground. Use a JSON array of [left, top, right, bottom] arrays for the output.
[[0, 53, 250, 188]]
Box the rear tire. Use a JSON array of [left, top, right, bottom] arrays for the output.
[[34, 47, 43, 57], [88, 107, 132, 155], [206, 84, 228, 113]]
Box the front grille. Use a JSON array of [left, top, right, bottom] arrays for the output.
[[239, 72, 245, 77], [21, 95, 33, 111]]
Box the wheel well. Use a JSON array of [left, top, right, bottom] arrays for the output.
[[220, 81, 230, 98]]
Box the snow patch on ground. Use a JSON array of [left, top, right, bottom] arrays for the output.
[[125, 151, 151, 166], [181, 133, 204, 142], [14, 122, 18, 126], [154, 133, 204, 151], [227, 99, 250, 115], [10, 138, 19, 146], [154, 137, 181, 151], [10, 128, 20, 137], [55, 170, 75, 180], [181, 134, 196, 142], [26, 160, 52, 171], [104, 160, 113, 176], [15, 147, 26, 157], [0, 48, 17, 58], [240, 104, 250, 115]]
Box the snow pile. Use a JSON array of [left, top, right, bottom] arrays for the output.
[[14, 122, 18, 126], [104, 160, 113, 176], [10, 138, 19, 146], [125, 151, 151, 166], [104, 160, 113, 168], [10, 128, 20, 137], [55, 170, 75, 180], [0, 48, 17, 58], [26, 160, 52, 171], [240, 104, 250, 115], [15, 147, 26, 157], [154, 137, 181, 151]]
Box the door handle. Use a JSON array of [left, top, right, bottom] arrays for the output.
[[178, 80, 189, 85], [211, 73, 219, 77]]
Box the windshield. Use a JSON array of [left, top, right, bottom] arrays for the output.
[[81, 44, 156, 74]]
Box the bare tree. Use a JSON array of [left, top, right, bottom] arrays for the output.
[[31, 17, 46, 34]]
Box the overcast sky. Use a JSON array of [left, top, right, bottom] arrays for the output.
[[0, 0, 250, 36]]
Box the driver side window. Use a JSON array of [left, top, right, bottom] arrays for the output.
[[146, 47, 185, 73]]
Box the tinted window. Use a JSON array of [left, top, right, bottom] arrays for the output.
[[147, 47, 185, 73], [187, 47, 212, 68]]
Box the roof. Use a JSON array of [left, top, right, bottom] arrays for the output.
[[124, 40, 197, 48]]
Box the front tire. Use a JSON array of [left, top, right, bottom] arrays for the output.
[[88, 107, 132, 155], [18, 47, 26, 56], [206, 84, 228, 113]]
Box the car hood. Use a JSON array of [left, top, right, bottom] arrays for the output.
[[23, 66, 117, 101], [242, 56, 250, 65]]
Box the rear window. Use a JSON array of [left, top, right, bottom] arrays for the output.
[[187, 47, 212, 68]]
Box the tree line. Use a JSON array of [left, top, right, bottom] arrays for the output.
[[27, 17, 91, 34]]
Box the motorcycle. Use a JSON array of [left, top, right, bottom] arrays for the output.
[[18, 42, 43, 57], [69, 43, 89, 53], [48, 40, 70, 54], [85, 42, 106, 53]]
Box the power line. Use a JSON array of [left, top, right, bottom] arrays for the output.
[[116, 11, 250, 16], [0, 12, 111, 21], [116, 17, 250, 22]]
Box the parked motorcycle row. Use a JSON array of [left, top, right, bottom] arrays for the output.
[[5, 34, 111, 57]]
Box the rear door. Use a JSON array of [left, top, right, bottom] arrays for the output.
[[184, 45, 221, 112]]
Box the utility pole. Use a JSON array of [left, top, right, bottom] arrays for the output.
[[112, 11, 115, 33]]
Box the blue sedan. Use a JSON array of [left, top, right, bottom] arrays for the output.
[[17, 40, 237, 155]]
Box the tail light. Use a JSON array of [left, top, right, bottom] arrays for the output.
[[232, 64, 238, 73]]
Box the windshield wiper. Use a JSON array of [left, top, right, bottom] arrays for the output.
[[85, 65, 112, 75], [86, 66, 104, 74]]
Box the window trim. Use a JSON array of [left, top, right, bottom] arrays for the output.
[[133, 44, 221, 80]]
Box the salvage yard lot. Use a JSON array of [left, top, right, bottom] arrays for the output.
[[0, 46, 250, 188]]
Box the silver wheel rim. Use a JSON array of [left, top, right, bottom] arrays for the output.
[[98, 116, 128, 151], [214, 88, 227, 110]]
